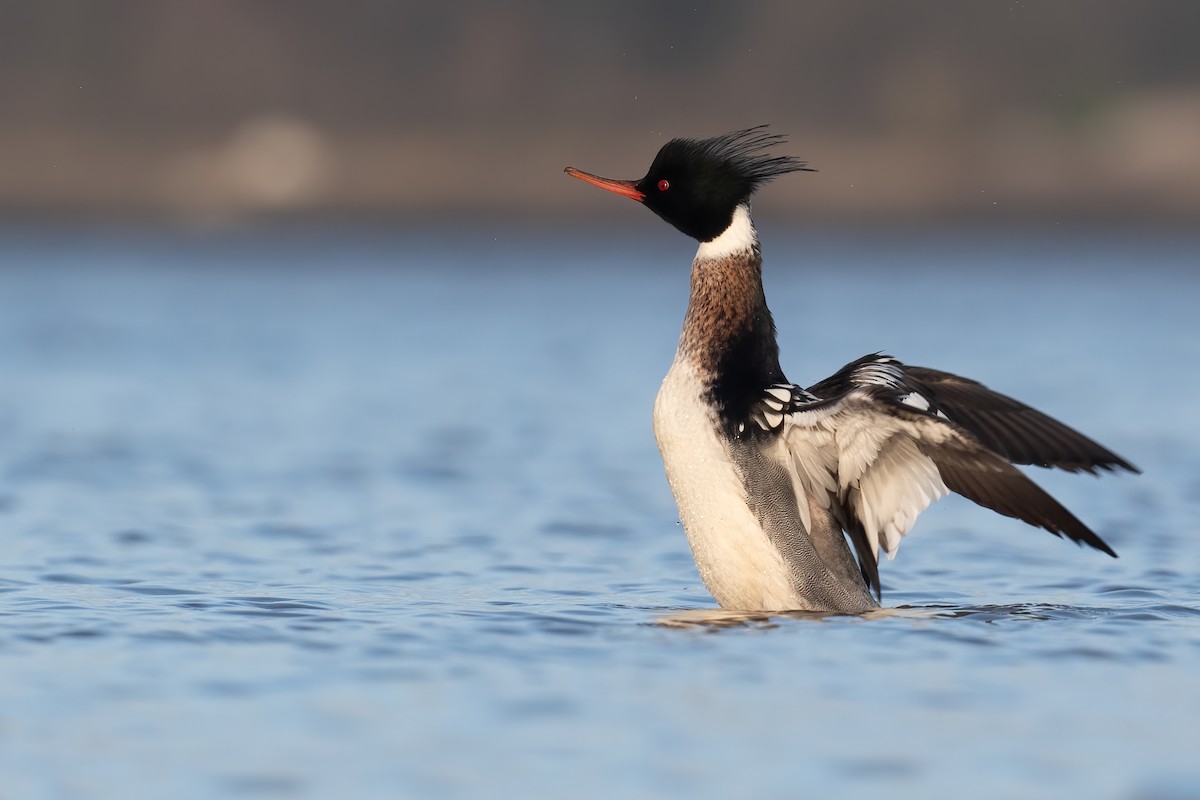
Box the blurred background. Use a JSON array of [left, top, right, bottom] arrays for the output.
[[2, 0, 1198, 227]]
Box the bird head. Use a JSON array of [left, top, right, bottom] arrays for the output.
[[565, 126, 813, 242]]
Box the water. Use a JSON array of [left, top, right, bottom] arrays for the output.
[[0, 224, 1197, 800]]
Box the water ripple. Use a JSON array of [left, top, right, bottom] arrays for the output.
[[0, 238, 1197, 800]]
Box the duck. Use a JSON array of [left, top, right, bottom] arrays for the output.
[[565, 126, 1137, 612]]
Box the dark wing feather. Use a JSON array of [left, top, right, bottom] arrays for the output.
[[921, 441, 1118, 557], [805, 353, 888, 399], [829, 501, 882, 600], [904, 367, 1139, 475]]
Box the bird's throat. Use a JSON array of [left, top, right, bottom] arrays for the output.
[[678, 212, 785, 430]]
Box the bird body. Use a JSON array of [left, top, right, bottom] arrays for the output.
[[566, 127, 1136, 612]]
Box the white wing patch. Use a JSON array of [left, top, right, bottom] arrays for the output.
[[765, 386, 793, 404], [778, 414, 838, 537], [751, 385, 819, 432], [781, 390, 953, 563], [848, 358, 905, 388], [850, 437, 948, 559]]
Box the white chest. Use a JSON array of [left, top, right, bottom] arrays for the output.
[[652, 359, 802, 610]]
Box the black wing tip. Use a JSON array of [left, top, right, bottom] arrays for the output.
[[1064, 526, 1118, 558], [860, 558, 882, 602], [1086, 536, 1119, 558], [933, 450, 1121, 561], [841, 513, 882, 601], [1109, 457, 1141, 476], [1045, 456, 1140, 476], [1032, 505, 1120, 558]]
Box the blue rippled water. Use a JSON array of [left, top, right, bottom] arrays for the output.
[[0, 225, 1197, 799]]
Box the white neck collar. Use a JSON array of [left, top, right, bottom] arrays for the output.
[[695, 204, 757, 260]]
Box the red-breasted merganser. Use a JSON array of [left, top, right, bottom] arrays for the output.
[[565, 126, 1138, 612]]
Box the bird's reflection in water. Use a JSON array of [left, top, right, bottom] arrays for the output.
[[654, 606, 920, 629]]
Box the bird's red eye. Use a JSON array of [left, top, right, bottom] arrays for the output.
[[657, 179, 670, 191]]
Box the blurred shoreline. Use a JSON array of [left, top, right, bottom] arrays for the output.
[[1, 2, 1197, 227], [4, 108, 1199, 226]]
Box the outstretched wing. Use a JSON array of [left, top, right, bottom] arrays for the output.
[[752, 355, 1125, 598], [810, 355, 1140, 475], [903, 367, 1139, 474]]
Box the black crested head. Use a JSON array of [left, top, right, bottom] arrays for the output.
[[563, 125, 813, 242], [637, 126, 812, 242]]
